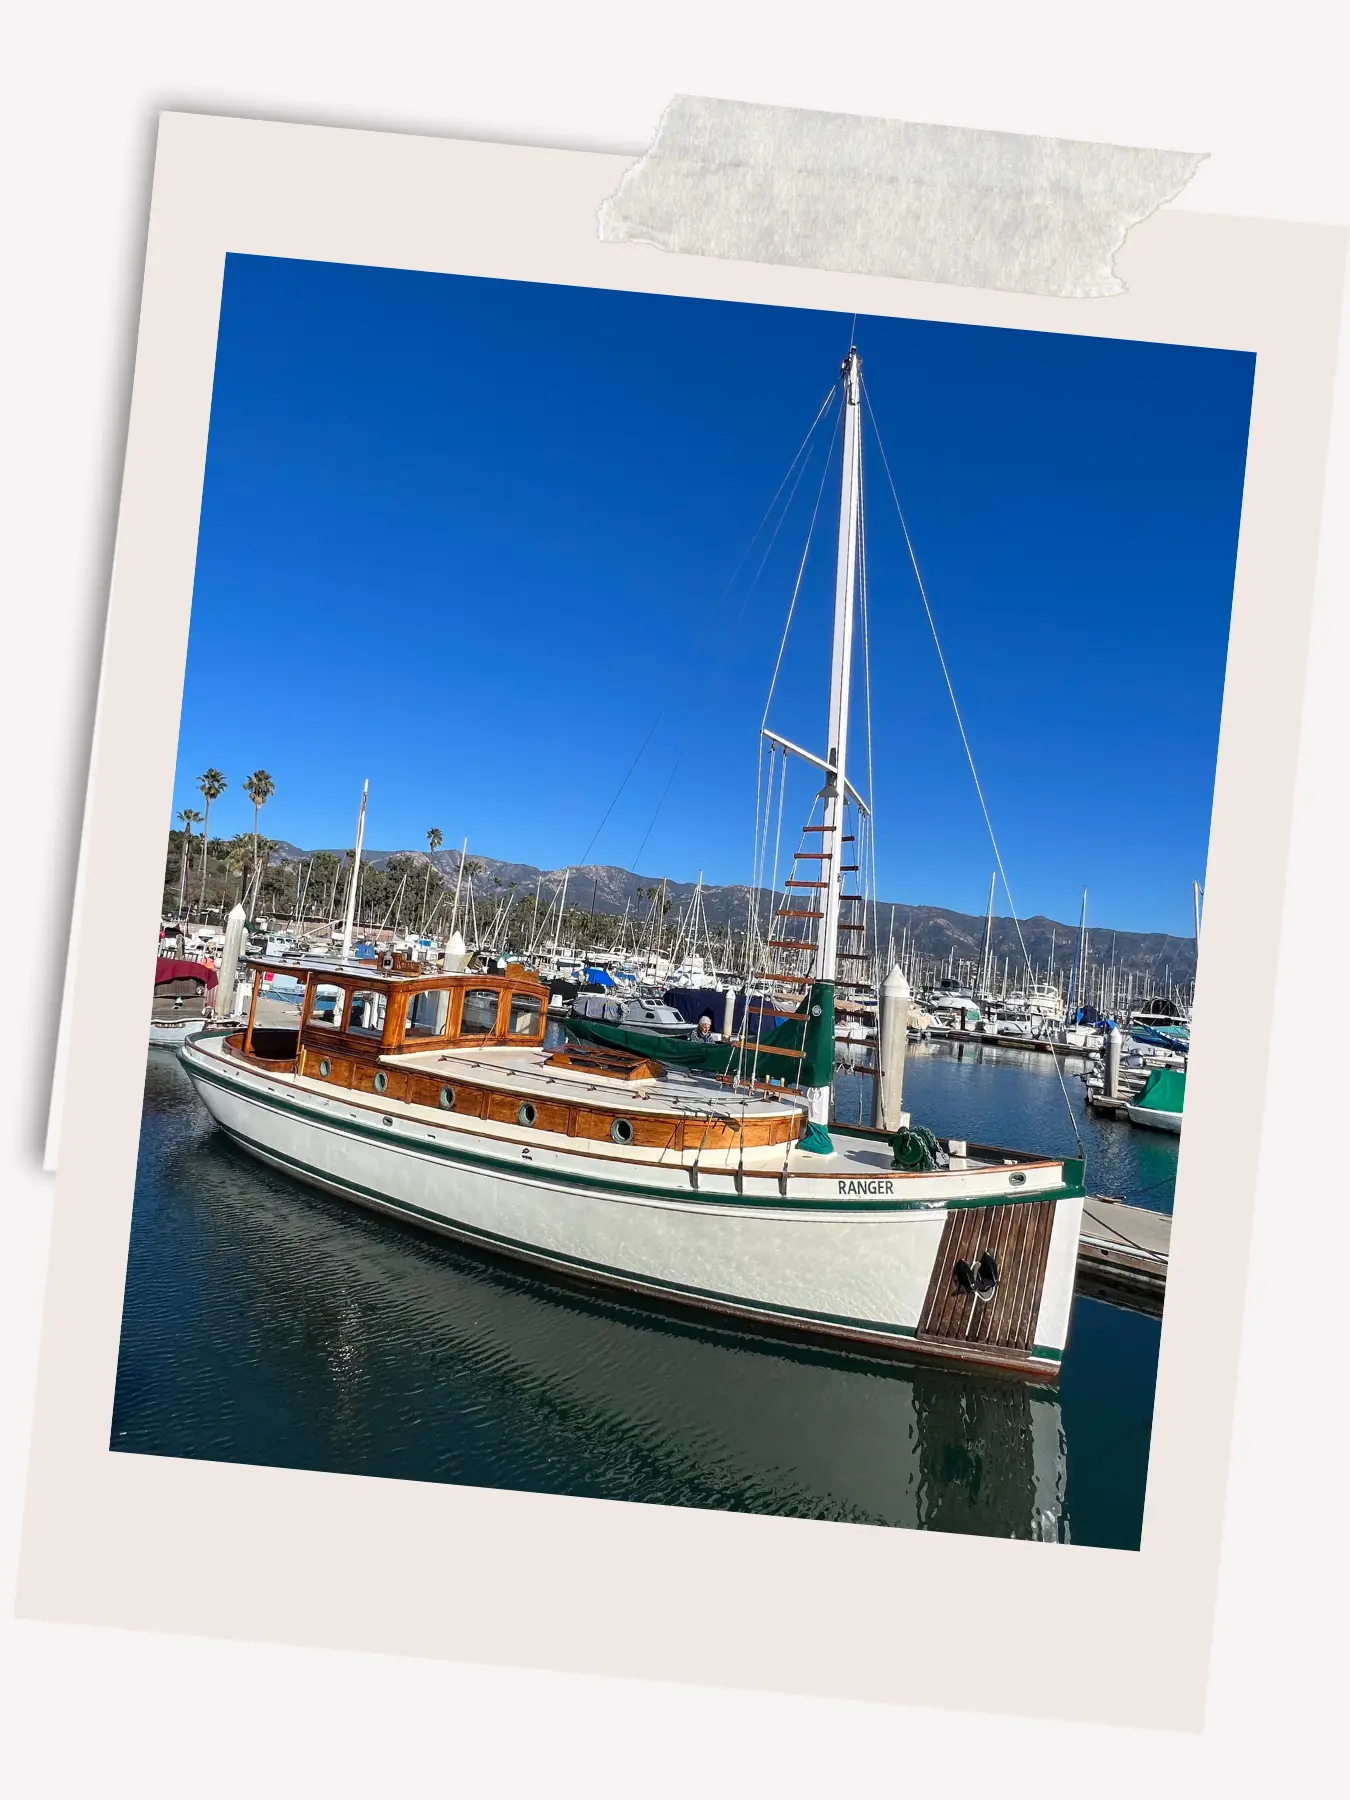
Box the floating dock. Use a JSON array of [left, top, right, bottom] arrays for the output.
[[1074, 1196, 1169, 1315], [1084, 1089, 1135, 1118], [930, 1029, 1089, 1060]]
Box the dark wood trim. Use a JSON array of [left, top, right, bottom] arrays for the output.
[[917, 1201, 1056, 1352], [242, 969, 261, 1058]]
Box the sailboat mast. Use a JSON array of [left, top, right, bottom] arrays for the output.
[[815, 347, 863, 990], [339, 779, 368, 963], [980, 869, 995, 995]]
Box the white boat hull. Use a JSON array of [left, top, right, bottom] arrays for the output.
[[180, 1035, 1083, 1376], [149, 1015, 209, 1049], [1124, 1104, 1183, 1134]]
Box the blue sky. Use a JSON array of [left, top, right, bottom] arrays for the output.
[[172, 255, 1254, 935]]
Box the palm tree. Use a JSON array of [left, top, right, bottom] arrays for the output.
[[176, 808, 204, 916], [243, 769, 275, 913], [224, 835, 252, 907], [421, 828, 443, 927], [195, 767, 227, 920]]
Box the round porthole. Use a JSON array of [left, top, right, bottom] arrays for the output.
[[1009, 1170, 1027, 1186], [318, 1058, 331, 1078], [517, 1102, 537, 1127], [610, 1117, 634, 1145], [373, 1071, 388, 1094], [439, 1086, 456, 1110]]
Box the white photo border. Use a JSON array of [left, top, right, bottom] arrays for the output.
[[18, 112, 1347, 1730]]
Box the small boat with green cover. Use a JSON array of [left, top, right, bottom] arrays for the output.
[[1125, 1067, 1185, 1133]]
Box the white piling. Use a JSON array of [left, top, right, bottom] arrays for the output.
[[1106, 1025, 1122, 1099], [721, 986, 737, 1040], [213, 903, 247, 1020], [871, 964, 911, 1132]]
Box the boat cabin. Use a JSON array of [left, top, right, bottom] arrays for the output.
[[219, 950, 807, 1156], [233, 953, 551, 1073]]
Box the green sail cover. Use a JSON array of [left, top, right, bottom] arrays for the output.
[[1131, 1067, 1186, 1114], [565, 980, 838, 1091]]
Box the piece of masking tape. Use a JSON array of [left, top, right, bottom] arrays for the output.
[[597, 96, 1206, 299]]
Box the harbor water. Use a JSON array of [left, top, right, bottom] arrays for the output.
[[111, 1037, 1169, 1550]]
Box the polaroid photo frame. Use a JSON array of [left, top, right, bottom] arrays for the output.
[[19, 112, 1345, 1729]]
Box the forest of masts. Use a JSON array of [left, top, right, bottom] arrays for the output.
[[165, 822, 1195, 1014]]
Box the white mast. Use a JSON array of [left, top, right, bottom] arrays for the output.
[[339, 779, 368, 963], [550, 867, 571, 961], [815, 347, 863, 986], [808, 347, 863, 1126], [979, 869, 996, 996], [448, 837, 469, 940]]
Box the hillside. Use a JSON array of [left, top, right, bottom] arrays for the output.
[[268, 841, 1199, 985]]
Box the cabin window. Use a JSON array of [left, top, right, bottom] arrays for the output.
[[459, 989, 500, 1035], [348, 990, 387, 1038], [252, 970, 306, 1033], [507, 992, 542, 1036], [406, 988, 451, 1038], [308, 983, 346, 1030]]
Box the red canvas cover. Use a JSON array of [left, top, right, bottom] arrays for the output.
[[154, 957, 218, 990]]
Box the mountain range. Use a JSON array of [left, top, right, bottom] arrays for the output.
[[268, 841, 1199, 985]]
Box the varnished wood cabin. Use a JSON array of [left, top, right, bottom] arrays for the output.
[[223, 953, 806, 1156]]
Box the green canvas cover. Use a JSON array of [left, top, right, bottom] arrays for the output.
[[565, 980, 838, 1091], [1131, 1067, 1186, 1115]]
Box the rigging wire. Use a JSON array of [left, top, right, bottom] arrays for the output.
[[628, 753, 685, 875], [572, 385, 838, 873], [862, 379, 1085, 1156], [760, 405, 843, 732]]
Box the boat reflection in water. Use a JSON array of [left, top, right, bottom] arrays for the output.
[[113, 1054, 1069, 1541]]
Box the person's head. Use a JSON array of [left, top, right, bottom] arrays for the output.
[[698, 1014, 713, 1036]]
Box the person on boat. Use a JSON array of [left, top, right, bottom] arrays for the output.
[[695, 1014, 718, 1044]]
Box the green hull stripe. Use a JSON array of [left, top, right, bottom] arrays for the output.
[[216, 1115, 1062, 1362], [181, 1048, 1084, 1216]]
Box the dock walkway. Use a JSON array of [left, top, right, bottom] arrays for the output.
[[1075, 1196, 1170, 1315]]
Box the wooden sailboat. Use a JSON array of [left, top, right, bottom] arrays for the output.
[[179, 348, 1087, 1378]]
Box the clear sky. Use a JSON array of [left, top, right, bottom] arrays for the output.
[[172, 254, 1254, 936]]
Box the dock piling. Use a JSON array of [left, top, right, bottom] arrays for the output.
[[871, 964, 911, 1132], [1105, 1024, 1122, 1100]]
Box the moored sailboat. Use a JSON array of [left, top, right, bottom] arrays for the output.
[[179, 346, 1087, 1378]]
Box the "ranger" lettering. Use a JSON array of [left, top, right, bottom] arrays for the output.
[[837, 1178, 896, 1197]]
